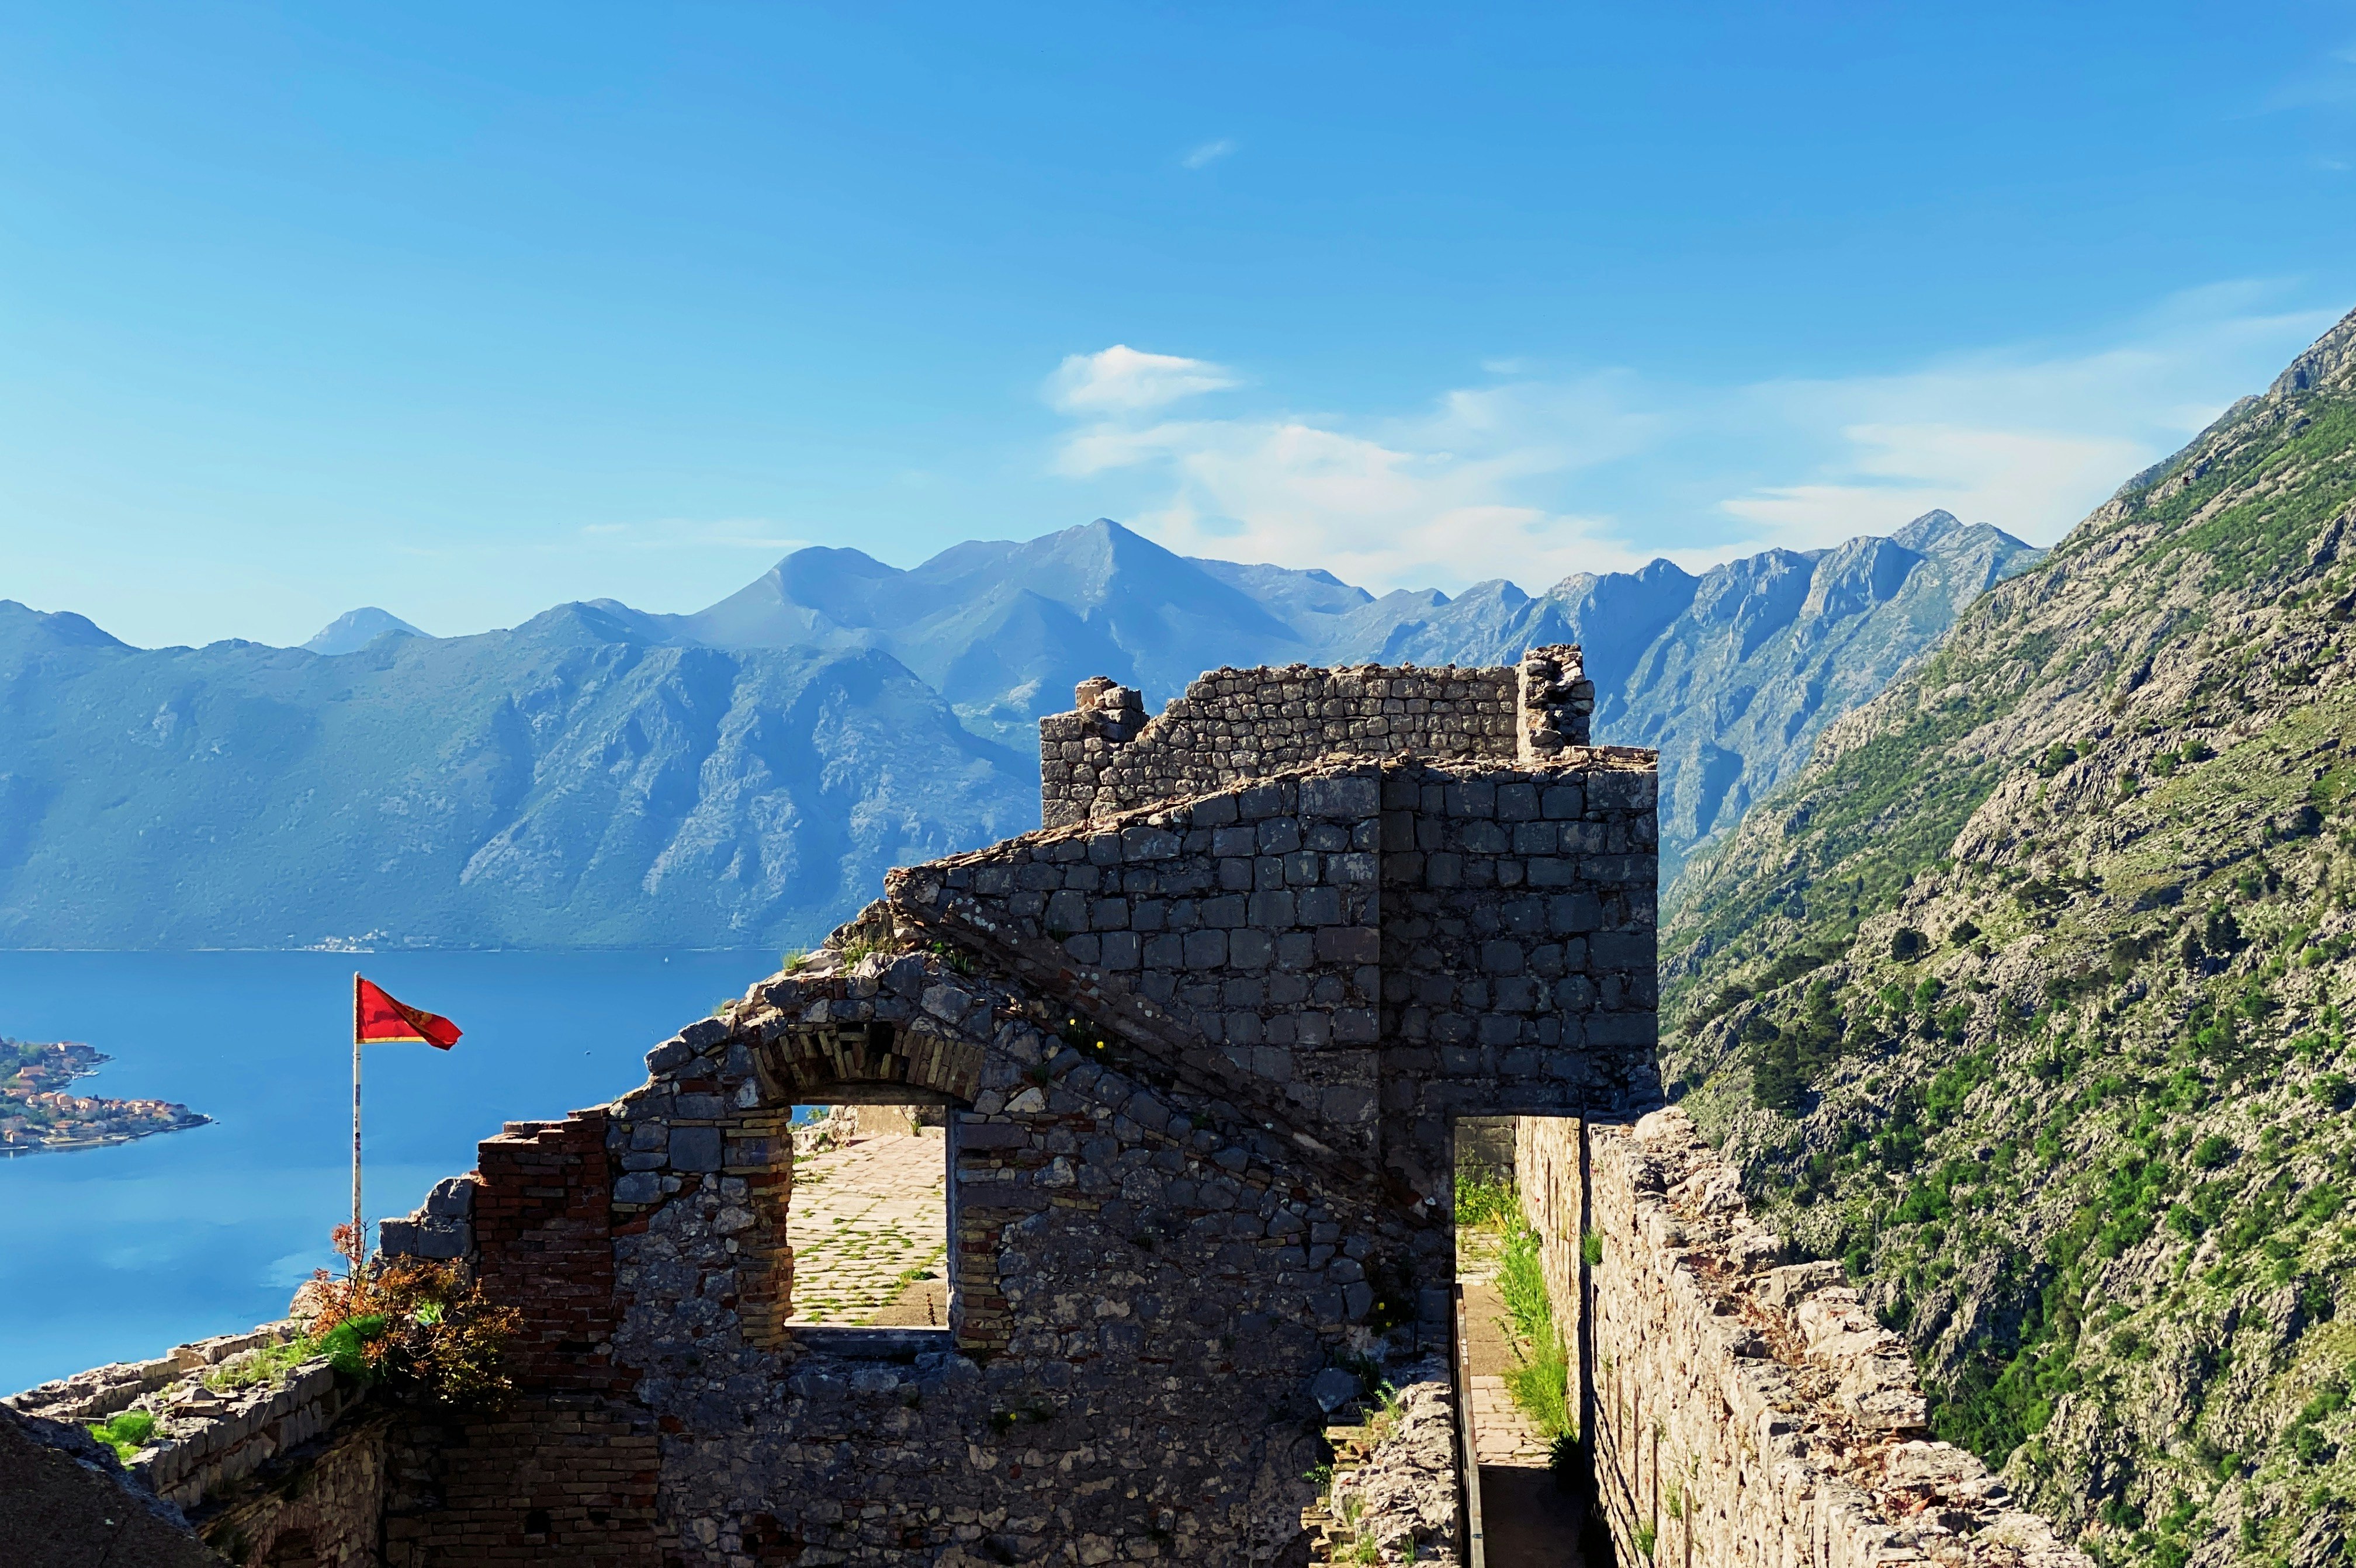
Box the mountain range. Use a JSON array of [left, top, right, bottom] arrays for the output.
[[0, 604, 1028, 949], [1664, 306, 2356, 1560], [327, 508, 2036, 869], [0, 504, 2032, 948]]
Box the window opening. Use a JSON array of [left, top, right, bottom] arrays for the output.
[[787, 1102, 951, 1328]]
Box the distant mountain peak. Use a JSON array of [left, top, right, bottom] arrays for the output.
[[302, 608, 426, 656], [1887, 508, 1962, 548], [1887, 509, 2033, 558], [0, 600, 129, 651]]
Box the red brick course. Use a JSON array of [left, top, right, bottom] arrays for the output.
[[472, 1112, 632, 1397]]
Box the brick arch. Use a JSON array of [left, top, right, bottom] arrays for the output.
[[747, 1021, 984, 1108]]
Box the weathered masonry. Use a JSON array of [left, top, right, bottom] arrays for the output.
[[2, 650, 2082, 1567], [1039, 646, 1603, 829], [1511, 1112, 2091, 1567]]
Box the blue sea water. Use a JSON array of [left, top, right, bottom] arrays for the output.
[[0, 949, 768, 1394]]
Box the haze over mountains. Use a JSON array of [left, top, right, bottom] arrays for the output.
[[0, 511, 2033, 949]]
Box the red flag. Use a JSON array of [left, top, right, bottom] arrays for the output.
[[354, 976, 463, 1050]]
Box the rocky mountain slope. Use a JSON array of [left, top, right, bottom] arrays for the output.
[[1662, 308, 2356, 1565], [0, 602, 1031, 949], [1342, 510, 2041, 876], [508, 511, 2036, 871], [302, 606, 424, 655]]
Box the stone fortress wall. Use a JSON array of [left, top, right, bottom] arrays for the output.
[[1, 648, 2083, 1567], [1515, 1112, 2089, 1566]]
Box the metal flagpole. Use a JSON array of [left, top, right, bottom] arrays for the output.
[[351, 972, 363, 1276]]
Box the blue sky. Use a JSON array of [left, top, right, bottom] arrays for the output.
[[6, 2, 2356, 647]]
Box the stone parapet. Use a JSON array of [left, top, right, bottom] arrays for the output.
[[6, 1321, 301, 1424], [5, 1318, 384, 1562], [1040, 662, 1522, 829], [1518, 1109, 2091, 1567]]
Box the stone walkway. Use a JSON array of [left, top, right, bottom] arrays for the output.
[[1463, 1282, 1554, 1466], [786, 1131, 948, 1326], [1460, 1248, 1585, 1566]]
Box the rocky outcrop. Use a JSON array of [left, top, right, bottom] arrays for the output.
[[0, 1402, 220, 1568]]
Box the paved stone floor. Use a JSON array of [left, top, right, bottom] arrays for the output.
[[786, 1131, 948, 1326], [1460, 1234, 1586, 1566], [1463, 1282, 1554, 1467]]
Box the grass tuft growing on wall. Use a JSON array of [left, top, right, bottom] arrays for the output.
[[1496, 1206, 1575, 1443]]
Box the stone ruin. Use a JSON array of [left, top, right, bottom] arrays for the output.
[[1, 650, 2090, 1567]]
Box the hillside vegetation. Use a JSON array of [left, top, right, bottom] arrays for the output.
[[1663, 308, 2356, 1565]]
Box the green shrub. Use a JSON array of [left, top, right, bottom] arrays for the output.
[[86, 1410, 158, 1461], [1495, 1213, 1575, 1440], [1496, 1217, 1551, 1346], [1755, 950, 1826, 990], [320, 1314, 389, 1380]]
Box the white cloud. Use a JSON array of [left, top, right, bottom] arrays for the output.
[[1049, 375, 1660, 589], [1713, 293, 2339, 551], [1045, 345, 1240, 415], [1042, 286, 2342, 592], [1181, 138, 1236, 169], [1718, 424, 2145, 545]]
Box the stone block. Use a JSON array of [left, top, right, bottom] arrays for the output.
[[425, 1177, 476, 1217], [1314, 927, 1378, 965], [1308, 1368, 1360, 1412], [645, 1036, 695, 1074], [668, 1127, 723, 1172]]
